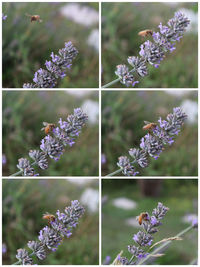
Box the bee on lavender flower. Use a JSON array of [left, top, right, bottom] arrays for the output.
[[143, 121, 157, 132], [42, 213, 55, 225], [137, 212, 149, 225], [25, 13, 43, 23], [138, 29, 153, 38], [41, 122, 56, 135]]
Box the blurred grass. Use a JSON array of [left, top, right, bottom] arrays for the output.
[[2, 91, 99, 176], [101, 2, 198, 88], [102, 179, 198, 265], [101, 91, 198, 176], [2, 2, 99, 88], [2, 179, 99, 265]]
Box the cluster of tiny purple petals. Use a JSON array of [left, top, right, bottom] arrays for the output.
[[16, 108, 88, 176], [115, 12, 190, 87], [15, 200, 84, 265], [117, 156, 139, 176], [117, 107, 187, 176], [23, 42, 78, 88], [117, 203, 169, 265]]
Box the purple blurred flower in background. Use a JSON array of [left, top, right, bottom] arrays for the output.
[[2, 243, 7, 254], [101, 154, 107, 165], [115, 12, 190, 87], [2, 154, 7, 165], [2, 13, 7, 20]]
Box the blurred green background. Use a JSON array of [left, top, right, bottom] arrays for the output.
[[2, 90, 99, 176], [2, 2, 99, 88], [2, 179, 99, 265], [102, 179, 198, 265], [101, 2, 198, 88], [101, 90, 198, 176]]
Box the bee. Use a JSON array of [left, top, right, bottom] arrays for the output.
[[25, 13, 43, 23], [43, 213, 56, 225], [137, 212, 149, 225], [143, 121, 157, 132], [41, 122, 56, 135], [138, 29, 153, 38]]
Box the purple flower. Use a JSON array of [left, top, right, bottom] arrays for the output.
[[114, 12, 190, 87], [117, 156, 139, 176], [140, 133, 163, 159], [14, 108, 88, 176], [116, 107, 187, 176], [101, 154, 107, 165], [16, 201, 85, 264], [2, 13, 7, 21], [133, 231, 153, 247], [2, 154, 7, 165], [2, 243, 7, 254], [23, 42, 78, 88], [115, 65, 139, 87]]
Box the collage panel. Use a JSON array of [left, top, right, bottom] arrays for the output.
[[2, 178, 99, 265], [2, 90, 99, 177], [101, 90, 198, 177], [2, 2, 99, 88], [102, 178, 198, 265], [101, 2, 198, 88]]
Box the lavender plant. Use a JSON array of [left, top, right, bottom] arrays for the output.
[[23, 41, 78, 88], [112, 202, 197, 265], [13, 200, 85, 265], [10, 108, 88, 176], [107, 107, 187, 176], [102, 12, 190, 88]]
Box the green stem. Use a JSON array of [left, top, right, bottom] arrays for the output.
[[102, 78, 121, 88], [12, 252, 35, 265], [9, 161, 37, 177], [106, 168, 123, 177], [138, 225, 194, 265]]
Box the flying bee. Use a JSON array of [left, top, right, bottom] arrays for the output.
[[138, 29, 153, 38], [43, 213, 56, 225], [25, 13, 43, 23], [143, 121, 157, 132], [41, 122, 56, 135], [137, 212, 149, 225]]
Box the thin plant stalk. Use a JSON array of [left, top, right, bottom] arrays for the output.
[[138, 225, 193, 265], [102, 78, 120, 88]]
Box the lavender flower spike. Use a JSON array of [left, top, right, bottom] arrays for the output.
[[114, 107, 187, 176], [114, 12, 190, 87], [14, 200, 85, 265], [13, 108, 88, 176], [116, 202, 169, 265], [23, 42, 78, 88]]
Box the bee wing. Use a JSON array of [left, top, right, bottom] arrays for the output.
[[43, 122, 48, 126], [39, 19, 43, 23], [144, 121, 151, 125]]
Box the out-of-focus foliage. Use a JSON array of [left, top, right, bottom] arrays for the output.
[[102, 179, 198, 264], [101, 2, 198, 88], [101, 91, 198, 176], [2, 179, 99, 265], [3, 91, 99, 176], [3, 2, 99, 88]]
